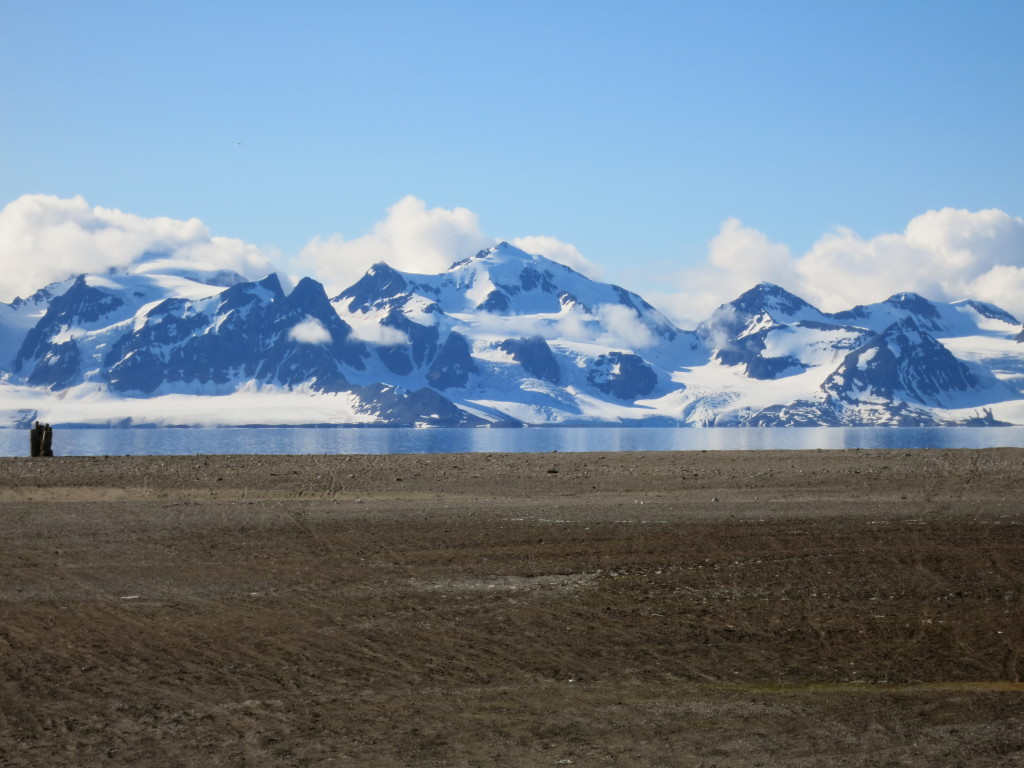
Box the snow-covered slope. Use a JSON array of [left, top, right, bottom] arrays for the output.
[[1, 245, 1022, 428]]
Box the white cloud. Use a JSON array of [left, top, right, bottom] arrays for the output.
[[288, 317, 331, 345], [456, 301, 659, 351], [965, 265, 1024, 319], [3, 193, 606, 312], [708, 217, 794, 275], [460, 312, 570, 341], [294, 196, 494, 295], [0, 194, 277, 303], [595, 304, 657, 349], [793, 227, 946, 312], [649, 218, 798, 326], [509, 235, 604, 280], [656, 208, 1024, 326], [796, 208, 1024, 316], [344, 316, 410, 346], [294, 196, 606, 296]]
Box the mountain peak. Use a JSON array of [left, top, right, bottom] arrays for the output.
[[336, 263, 409, 310], [257, 273, 285, 298], [731, 282, 816, 318], [450, 241, 531, 271], [882, 292, 940, 317], [283, 276, 330, 309]]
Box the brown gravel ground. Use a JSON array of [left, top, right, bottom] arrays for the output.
[[1, 448, 1023, 767]]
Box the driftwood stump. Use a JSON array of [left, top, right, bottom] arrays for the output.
[[30, 421, 54, 457]]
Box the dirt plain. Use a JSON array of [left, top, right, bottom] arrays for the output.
[[1, 447, 1023, 767]]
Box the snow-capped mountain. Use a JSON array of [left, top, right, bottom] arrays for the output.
[[687, 282, 1021, 426], [328, 243, 701, 421], [747, 315, 1015, 427], [1, 244, 1022, 428], [697, 283, 870, 380]]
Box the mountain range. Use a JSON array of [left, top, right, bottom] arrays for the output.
[[2, 243, 1023, 428]]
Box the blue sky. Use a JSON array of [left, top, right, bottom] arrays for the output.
[[2, 0, 1024, 322]]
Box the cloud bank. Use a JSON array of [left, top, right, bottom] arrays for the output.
[[0, 193, 602, 308], [0, 194, 276, 302], [654, 208, 1024, 326], [295, 196, 491, 294], [4, 194, 1022, 334], [294, 195, 600, 295]]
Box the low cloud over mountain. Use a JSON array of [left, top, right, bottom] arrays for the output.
[[0, 195, 276, 303], [5, 194, 1022, 329], [655, 207, 1024, 325]]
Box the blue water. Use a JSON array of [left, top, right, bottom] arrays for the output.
[[3, 426, 1024, 457]]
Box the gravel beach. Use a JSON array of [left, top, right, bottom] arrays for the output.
[[2, 448, 1023, 766]]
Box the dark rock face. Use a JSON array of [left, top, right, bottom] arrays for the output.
[[821, 318, 979, 408], [711, 323, 810, 380], [9, 285, 58, 310], [882, 293, 943, 323], [476, 290, 511, 313], [426, 332, 477, 390], [375, 310, 440, 376], [962, 300, 1019, 326], [26, 341, 82, 389], [742, 352, 808, 380], [104, 275, 367, 394], [336, 263, 408, 312], [218, 273, 285, 312], [259, 276, 367, 383], [14, 276, 125, 383], [102, 301, 210, 393], [587, 352, 658, 400], [377, 346, 413, 377], [512, 264, 558, 294], [497, 336, 561, 384]]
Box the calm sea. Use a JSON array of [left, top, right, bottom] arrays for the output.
[[2, 426, 1024, 457]]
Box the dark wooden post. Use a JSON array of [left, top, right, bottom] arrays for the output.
[[42, 424, 54, 457], [29, 421, 42, 458]]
